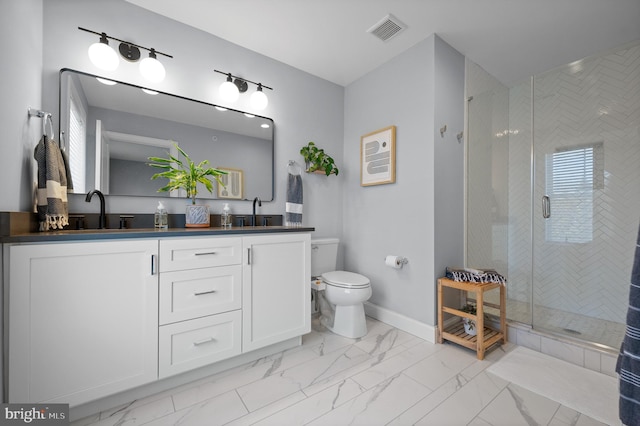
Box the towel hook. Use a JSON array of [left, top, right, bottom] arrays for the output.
[[28, 107, 55, 140]]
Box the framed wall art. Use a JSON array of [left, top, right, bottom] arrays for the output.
[[217, 168, 244, 199], [360, 125, 396, 186]]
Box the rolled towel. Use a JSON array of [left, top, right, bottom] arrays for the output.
[[446, 267, 507, 285]]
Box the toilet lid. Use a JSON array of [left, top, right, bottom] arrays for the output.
[[322, 271, 370, 288]]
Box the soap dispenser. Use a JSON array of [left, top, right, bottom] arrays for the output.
[[221, 203, 232, 228], [155, 201, 168, 230]]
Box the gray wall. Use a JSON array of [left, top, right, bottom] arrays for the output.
[[0, 0, 44, 212], [343, 35, 465, 326], [1, 0, 465, 337], [39, 0, 344, 237]]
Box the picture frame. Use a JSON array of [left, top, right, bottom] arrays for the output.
[[217, 168, 244, 199], [360, 125, 396, 186]]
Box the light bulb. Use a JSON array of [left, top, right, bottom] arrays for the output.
[[250, 85, 268, 110], [96, 77, 117, 86], [139, 49, 166, 83], [219, 74, 239, 102], [88, 34, 118, 71]]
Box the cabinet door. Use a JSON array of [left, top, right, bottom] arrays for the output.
[[7, 240, 158, 406], [242, 234, 311, 352]]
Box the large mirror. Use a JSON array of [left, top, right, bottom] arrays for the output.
[[59, 68, 274, 201]]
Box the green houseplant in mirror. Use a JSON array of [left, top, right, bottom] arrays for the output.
[[300, 141, 339, 176], [148, 143, 227, 227]]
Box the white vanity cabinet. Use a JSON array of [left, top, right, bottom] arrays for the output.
[[4, 231, 311, 408], [158, 237, 242, 378], [6, 239, 158, 406], [242, 233, 311, 352]]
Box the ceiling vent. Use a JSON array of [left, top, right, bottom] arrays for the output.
[[367, 14, 407, 42]]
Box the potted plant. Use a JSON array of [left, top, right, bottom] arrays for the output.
[[300, 142, 339, 176], [460, 302, 477, 336], [148, 143, 227, 227]]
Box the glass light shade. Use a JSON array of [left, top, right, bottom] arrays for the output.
[[95, 77, 117, 86], [219, 80, 240, 102], [88, 41, 118, 71], [139, 56, 166, 83], [250, 89, 268, 110]]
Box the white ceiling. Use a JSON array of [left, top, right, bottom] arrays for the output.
[[126, 0, 640, 87]]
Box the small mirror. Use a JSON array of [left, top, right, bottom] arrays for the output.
[[59, 68, 274, 201]]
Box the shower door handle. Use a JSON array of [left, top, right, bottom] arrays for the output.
[[542, 196, 551, 218]]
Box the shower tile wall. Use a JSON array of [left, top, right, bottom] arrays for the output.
[[531, 42, 640, 326], [467, 41, 640, 348]]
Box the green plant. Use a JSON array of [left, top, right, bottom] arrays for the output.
[[460, 303, 477, 315], [300, 141, 339, 176], [148, 143, 227, 204], [460, 303, 478, 332]]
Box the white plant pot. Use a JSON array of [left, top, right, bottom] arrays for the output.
[[185, 204, 210, 228], [463, 318, 477, 336]]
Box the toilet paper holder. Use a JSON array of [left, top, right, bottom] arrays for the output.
[[385, 255, 409, 268]]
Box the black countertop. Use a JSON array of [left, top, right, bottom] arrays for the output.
[[1, 226, 315, 244]]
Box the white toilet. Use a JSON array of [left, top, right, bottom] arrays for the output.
[[311, 238, 372, 338]]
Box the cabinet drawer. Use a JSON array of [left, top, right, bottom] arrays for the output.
[[159, 311, 241, 378], [160, 237, 242, 272], [159, 266, 241, 325]]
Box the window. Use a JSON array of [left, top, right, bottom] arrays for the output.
[[544, 143, 603, 243], [67, 85, 87, 193]]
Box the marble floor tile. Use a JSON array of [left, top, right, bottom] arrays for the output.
[[252, 379, 365, 425], [404, 343, 479, 391], [351, 340, 443, 389], [236, 344, 372, 412], [145, 390, 247, 426], [72, 317, 620, 426], [307, 373, 431, 425], [476, 382, 560, 425], [414, 371, 509, 425]]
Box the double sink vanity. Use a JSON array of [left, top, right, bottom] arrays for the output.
[[2, 218, 313, 409], [0, 65, 312, 412]]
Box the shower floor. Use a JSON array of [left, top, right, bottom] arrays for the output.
[[504, 298, 625, 350]]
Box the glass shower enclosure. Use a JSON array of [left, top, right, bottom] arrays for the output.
[[466, 41, 640, 350]]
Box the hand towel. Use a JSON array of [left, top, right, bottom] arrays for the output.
[[617, 223, 640, 425], [286, 173, 303, 226], [34, 135, 70, 231]]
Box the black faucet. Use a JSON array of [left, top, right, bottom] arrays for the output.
[[85, 189, 106, 229], [252, 197, 262, 226]]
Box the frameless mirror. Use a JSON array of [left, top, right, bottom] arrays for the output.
[[59, 68, 274, 201]]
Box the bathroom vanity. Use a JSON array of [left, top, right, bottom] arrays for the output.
[[2, 227, 312, 407]]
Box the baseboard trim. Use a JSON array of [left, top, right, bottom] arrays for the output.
[[364, 302, 436, 343]]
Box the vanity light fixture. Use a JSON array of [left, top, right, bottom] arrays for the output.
[[88, 32, 119, 71], [79, 27, 172, 83], [96, 77, 117, 86], [214, 69, 273, 110]]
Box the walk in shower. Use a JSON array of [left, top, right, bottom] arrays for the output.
[[466, 40, 640, 350]]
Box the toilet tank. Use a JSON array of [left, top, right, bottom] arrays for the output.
[[311, 238, 339, 277]]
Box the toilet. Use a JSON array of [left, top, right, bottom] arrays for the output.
[[311, 238, 372, 338]]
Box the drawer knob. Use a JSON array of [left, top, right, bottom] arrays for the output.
[[193, 290, 217, 296], [193, 337, 216, 346]]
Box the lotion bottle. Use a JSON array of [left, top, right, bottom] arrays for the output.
[[221, 203, 231, 228], [155, 201, 168, 230]]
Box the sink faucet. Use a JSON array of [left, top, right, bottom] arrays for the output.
[[252, 197, 262, 226], [85, 189, 106, 229]]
